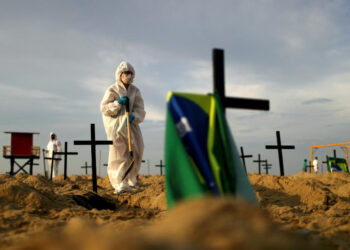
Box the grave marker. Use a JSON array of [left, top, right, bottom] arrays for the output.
[[240, 146, 252, 173], [262, 160, 272, 174], [81, 161, 92, 175], [44, 155, 61, 180], [253, 154, 264, 174], [74, 124, 113, 193], [54, 142, 78, 180], [213, 49, 269, 112], [155, 160, 165, 175], [322, 156, 329, 173], [265, 131, 295, 176]]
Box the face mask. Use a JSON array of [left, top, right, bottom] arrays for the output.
[[121, 73, 133, 84]]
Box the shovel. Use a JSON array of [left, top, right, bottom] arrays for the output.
[[42, 149, 48, 178], [122, 96, 135, 181]]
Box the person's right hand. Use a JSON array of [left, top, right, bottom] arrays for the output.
[[117, 96, 127, 105]]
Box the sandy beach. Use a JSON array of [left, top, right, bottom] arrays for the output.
[[0, 171, 349, 249]]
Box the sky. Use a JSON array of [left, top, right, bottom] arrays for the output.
[[1, 0, 350, 177]]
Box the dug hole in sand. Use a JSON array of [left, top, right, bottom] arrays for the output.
[[0, 172, 349, 249]]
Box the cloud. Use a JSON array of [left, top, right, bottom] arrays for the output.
[[302, 98, 333, 105], [1, 0, 350, 175], [144, 105, 165, 121], [82, 77, 113, 95], [0, 83, 58, 99]]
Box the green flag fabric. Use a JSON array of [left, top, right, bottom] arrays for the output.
[[327, 157, 349, 173], [165, 92, 257, 209]]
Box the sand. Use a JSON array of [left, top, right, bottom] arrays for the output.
[[0, 172, 349, 249]]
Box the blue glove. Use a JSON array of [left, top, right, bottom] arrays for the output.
[[117, 96, 127, 105], [125, 114, 135, 126]]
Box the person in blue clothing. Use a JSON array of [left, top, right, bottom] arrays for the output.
[[303, 159, 308, 172]]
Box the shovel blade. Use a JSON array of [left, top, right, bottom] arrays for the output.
[[122, 157, 135, 181]]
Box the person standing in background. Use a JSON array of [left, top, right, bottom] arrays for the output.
[[303, 159, 308, 172], [45, 132, 62, 178], [313, 157, 319, 174]]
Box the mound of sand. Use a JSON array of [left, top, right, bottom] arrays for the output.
[[0, 173, 166, 249], [0, 172, 349, 249], [250, 172, 350, 249]]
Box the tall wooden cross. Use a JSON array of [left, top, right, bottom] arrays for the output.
[[253, 153, 264, 174], [240, 146, 252, 173], [74, 124, 113, 193], [265, 131, 295, 176], [54, 142, 78, 180], [262, 160, 272, 174], [155, 160, 165, 175], [213, 49, 269, 113], [322, 156, 329, 173], [81, 161, 92, 175]]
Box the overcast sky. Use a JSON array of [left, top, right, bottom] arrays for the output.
[[1, 0, 350, 176]]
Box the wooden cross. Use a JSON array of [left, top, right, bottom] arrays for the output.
[[262, 160, 272, 174], [155, 160, 165, 175], [81, 161, 92, 175], [240, 146, 252, 173], [265, 131, 295, 176], [43, 154, 61, 180], [308, 161, 312, 173], [333, 150, 337, 164], [213, 49, 269, 113], [322, 156, 329, 173], [329, 150, 338, 171], [253, 153, 264, 174], [74, 124, 113, 193], [54, 141, 78, 180]]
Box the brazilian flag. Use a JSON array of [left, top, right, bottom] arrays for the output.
[[327, 157, 349, 173], [165, 92, 257, 209]]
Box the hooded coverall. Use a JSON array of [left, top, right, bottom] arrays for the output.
[[100, 61, 145, 192], [46, 132, 62, 178]]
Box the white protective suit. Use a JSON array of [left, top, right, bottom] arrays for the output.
[[46, 132, 62, 178], [313, 158, 318, 174], [100, 61, 145, 193]]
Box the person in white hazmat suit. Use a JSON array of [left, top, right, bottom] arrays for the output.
[[313, 157, 319, 174], [100, 61, 145, 194], [45, 132, 62, 178]]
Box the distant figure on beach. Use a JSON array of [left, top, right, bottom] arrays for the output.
[[303, 159, 307, 172], [100, 61, 145, 194], [45, 132, 62, 178], [313, 157, 319, 174]]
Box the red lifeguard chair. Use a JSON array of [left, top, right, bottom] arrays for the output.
[[3, 132, 40, 175]]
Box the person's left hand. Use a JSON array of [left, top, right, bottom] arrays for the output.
[[125, 113, 135, 126]]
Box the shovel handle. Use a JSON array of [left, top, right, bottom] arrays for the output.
[[125, 97, 133, 153], [126, 111, 133, 152]]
